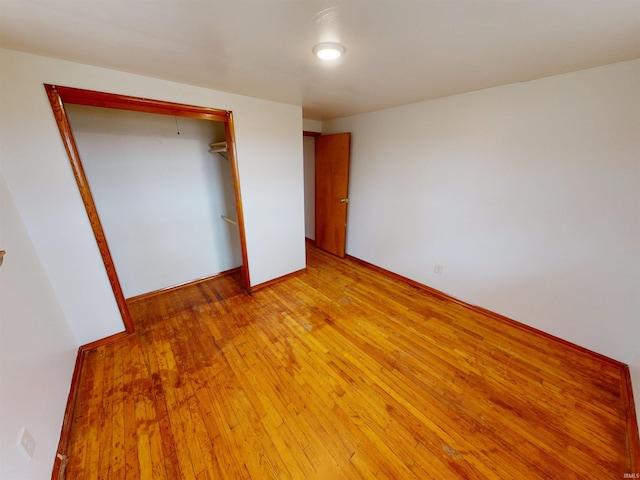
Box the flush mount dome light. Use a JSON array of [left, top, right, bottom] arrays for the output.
[[313, 42, 345, 60]]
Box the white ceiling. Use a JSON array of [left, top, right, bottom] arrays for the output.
[[1, 1, 639, 120]]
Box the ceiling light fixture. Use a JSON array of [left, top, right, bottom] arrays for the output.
[[313, 42, 345, 60]]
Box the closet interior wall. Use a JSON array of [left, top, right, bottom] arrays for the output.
[[65, 105, 242, 298]]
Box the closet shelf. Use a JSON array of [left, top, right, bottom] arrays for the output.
[[209, 141, 228, 154], [221, 215, 237, 226]]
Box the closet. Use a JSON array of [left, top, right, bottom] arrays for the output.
[[64, 104, 243, 299]]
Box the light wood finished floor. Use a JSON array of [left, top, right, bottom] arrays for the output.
[[63, 244, 636, 479]]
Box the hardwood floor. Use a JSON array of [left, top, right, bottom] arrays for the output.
[[63, 244, 637, 479]]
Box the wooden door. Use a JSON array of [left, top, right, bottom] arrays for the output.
[[315, 133, 351, 257]]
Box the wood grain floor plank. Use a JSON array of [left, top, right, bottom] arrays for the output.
[[62, 243, 637, 479], [96, 345, 114, 478], [84, 347, 105, 476], [121, 338, 141, 479]]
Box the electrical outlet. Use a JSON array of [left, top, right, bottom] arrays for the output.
[[17, 427, 36, 460], [434, 263, 444, 275]]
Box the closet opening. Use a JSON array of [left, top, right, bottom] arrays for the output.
[[45, 85, 250, 334]]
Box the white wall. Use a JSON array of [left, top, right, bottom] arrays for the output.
[[324, 60, 640, 369], [303, 119, 322, 133], [302, 119, 322, 241], [0, 48, 306, 344], [66, 106, 242, 298], [0, 172, 78, 480], [303, 136, 316, 240]]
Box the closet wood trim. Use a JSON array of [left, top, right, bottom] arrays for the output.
[[51, 85, 230, 122], [226, 112, 252, 291], [44, 83, 252, 335], [44, 84, 135, 334]]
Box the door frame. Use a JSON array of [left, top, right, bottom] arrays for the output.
[[305, 131, 351, 258], [303, 130, 321, 246], [44, 84, 251, 333]]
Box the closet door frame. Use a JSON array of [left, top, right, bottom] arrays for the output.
[[44, 84, 251, 334]]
